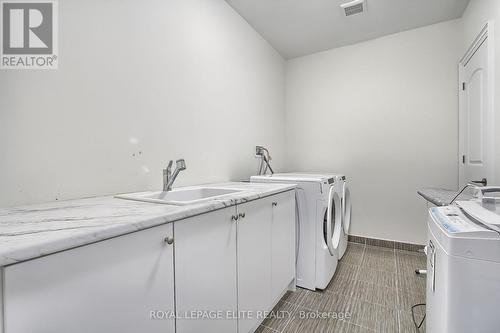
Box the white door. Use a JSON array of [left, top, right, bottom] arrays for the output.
[[174, 207, 238, 333], [294, 185, 316, 291], [324, 186, 342, 256], [4, 224, 175, 333], [237, 198, 272, 333], [459, 27, 494, 188], [342, 183, 352, 235], [270, 190, 296, 303]]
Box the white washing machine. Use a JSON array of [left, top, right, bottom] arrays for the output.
[[251, 173, 344, 290], [426, 198, 500, 333]]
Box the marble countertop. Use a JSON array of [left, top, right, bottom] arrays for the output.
[[0, 182, 295, 267], [417, 187, 474, 207]]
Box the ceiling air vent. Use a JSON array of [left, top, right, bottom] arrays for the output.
[[340, 0, 365, 17]]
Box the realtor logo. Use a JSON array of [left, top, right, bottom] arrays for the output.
[[1, 0, 58, 69]]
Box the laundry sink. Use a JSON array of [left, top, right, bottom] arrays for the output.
[[115, 187, 244, 206]]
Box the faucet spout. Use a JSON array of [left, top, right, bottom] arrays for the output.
[[164, 159, 186, 191], [163, 160, 173, 192], [255, 146, 274, 175]]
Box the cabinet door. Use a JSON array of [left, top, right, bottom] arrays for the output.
[[271, 190, 296, 302], [175, 206, 238, 333], [237, 198, 273, 333], [3, 224, 175, 333]]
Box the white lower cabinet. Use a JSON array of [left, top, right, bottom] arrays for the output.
[[1, 190, 296, 333], [271, 190, 296, 302], [236, 198, 273, 333], [174, 206, 238, 333], [174, 190, 295, 333], [3, 224, 175, 333], [235, 190, 296, 333]]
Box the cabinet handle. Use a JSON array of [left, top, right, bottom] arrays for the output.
[[239, 212, 246, 219], [164, 236, 174, 245], [231, 215, 239, 222], [272, 202, 278, 207]]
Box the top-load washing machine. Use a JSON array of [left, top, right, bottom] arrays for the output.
[[251, 173, 349, 290], [426, 191, 500, 333]]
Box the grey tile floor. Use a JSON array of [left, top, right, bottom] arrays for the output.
[[257, 242, 427, 333]]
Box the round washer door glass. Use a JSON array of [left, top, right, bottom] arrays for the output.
[[342, 183, 352, 233], [324, 186, 342, 256]]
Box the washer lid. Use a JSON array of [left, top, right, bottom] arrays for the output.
[[456, 200, 500, 231]]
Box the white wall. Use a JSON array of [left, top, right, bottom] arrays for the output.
[[285, 20, 462, 244], [462, 0, 500, 185], [0, 0, 285, 207]]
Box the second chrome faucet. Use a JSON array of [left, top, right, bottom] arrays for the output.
[[163, 159, 187, 191]]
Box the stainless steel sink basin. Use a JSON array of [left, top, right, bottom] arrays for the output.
[[115, 187, 244, 206]]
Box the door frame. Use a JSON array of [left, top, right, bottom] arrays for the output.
[[458, 21, 495, 188]]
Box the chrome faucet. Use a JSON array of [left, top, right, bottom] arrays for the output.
[[163, 159, 187, 191], [255, 146, 274, 175]]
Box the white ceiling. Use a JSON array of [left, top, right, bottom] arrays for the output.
[[225, 0, 470, 59]]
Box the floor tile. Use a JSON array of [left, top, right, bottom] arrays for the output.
[[399, 308, 426, 333], [348, 299, 377, 331], [262, 300, 298, 331], [317, 318, 351, 333], [351, 280, 397, 308], [357, 266, 396, 288], [341, 243, 365, 266], [282, 309, 322, 333], [397, 290, 426, 311], [397, 272, 426, 296], [347, 324, 375, 333], [325, 276, 357, 298], [330, 262, 359, 283], [362, 247, 396, 272], [396, 250, 427, 297], [274, 243, 427, 333], [301, 290, 328, 312], [282, 288, 308, 306], [255, 325, 278, 333], [373, 305, 398, 333], [321, 292, 353, 315], [283, 312, 357, 333], [396, 251, 426, 276], [348, 299, 399, 332], [365, 245, 395, 253]]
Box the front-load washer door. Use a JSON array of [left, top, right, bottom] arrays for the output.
[[294, 187, 308, 265], [324, 186, 342, 256], [342, 183, 352, 235]]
